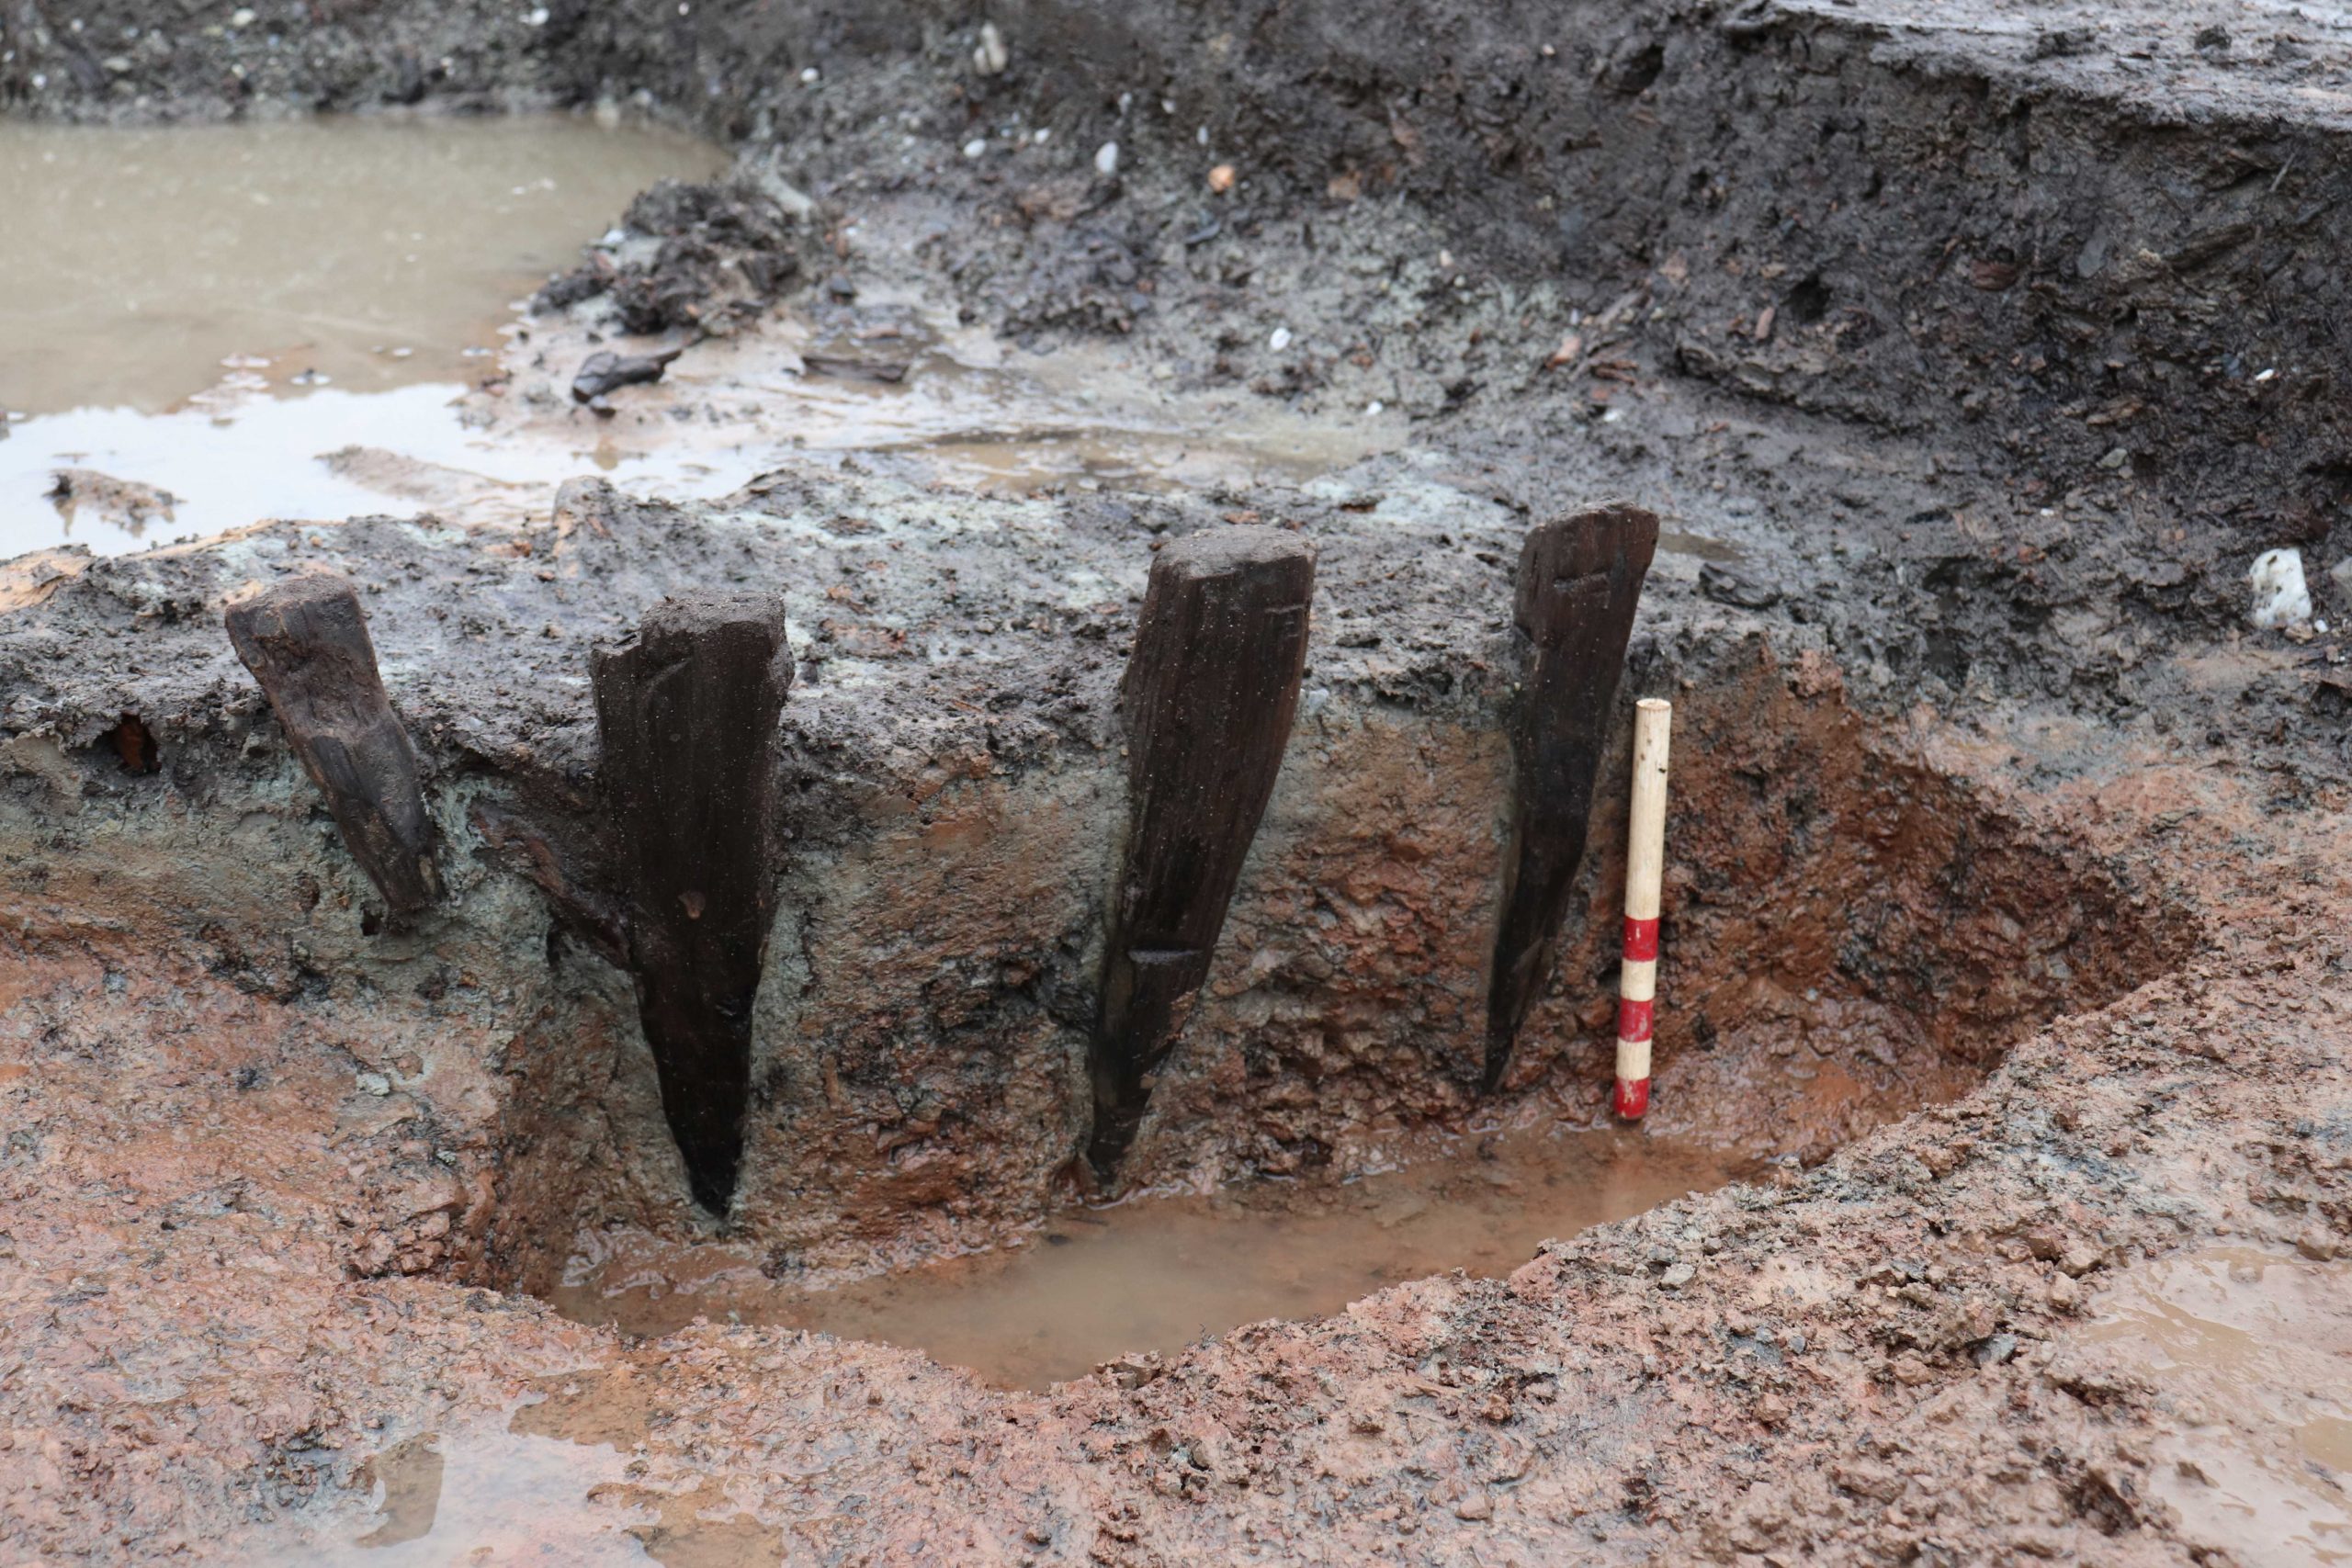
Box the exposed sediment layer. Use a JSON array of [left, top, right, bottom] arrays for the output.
[[0, 466, 2186, 1283], [5, 0, 2350, 1561], [12, 0, 2351, 554]]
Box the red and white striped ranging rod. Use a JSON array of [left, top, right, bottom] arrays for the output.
[[1614, 698, 1672, 1120]]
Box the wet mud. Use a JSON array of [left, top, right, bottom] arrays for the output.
[[557, 1130, 1758, 1392], [4, 0, 2352, 1562]]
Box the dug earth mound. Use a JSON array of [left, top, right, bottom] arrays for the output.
[[5, 0, 2352, 1562]]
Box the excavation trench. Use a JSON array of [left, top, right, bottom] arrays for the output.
[[475, 649, 2189, 1387], [8, 0, 2352, 1556], [0, 105, 2196, 1440]]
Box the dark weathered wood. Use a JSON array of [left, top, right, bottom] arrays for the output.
[[469, 799, 629, 971], [570, 345, 684, 404], [592, 592, 793, 1213], [1484, 503, 1659, 1090], [225, 574, 442, 917], [1089, 527, 1317, 1179]]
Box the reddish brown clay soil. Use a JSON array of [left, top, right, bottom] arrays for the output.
[[11, 644, 2345, 1563], [7, 0, 2352, 1557]]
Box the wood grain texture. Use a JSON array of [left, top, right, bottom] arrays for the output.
[[1089, 526, 1317, 1179], [592, 592, 793, 1213], [224, 573, 442, 917], [1484, 502, 1659, 1090]]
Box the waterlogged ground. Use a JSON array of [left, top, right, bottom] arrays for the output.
[[0, 115, 724, 413], [0, 114, 725, 555], [2072, 1247, 2352, 1564], [0, 115, 1405, 558], [554, 1128, 1760, 1389]]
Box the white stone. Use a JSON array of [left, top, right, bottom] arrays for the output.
[[973, 22, 1008, 75], [962, 137, 989, 159], [1268, 326, 1292, 352], [1093, 141, 1120, 177], [2247, 547, 2312, 630]]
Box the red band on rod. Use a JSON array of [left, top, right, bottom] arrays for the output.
[[1612, 1077, 1650, 1119], [1622, 916, 1659, 962], [1617, 998, 1654, 1043]]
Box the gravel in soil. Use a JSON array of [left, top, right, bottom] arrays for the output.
[[6, 0, 2352, 1562]]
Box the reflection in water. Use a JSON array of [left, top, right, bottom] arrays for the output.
[[0, 112, 722, 560], [1, 116, 1396, 562], [353, 1434, 441, 1549], [328, 1403, 781, 1567], [2076, 1246, 2352, 1564], [0, 115, 722, 414], [0, 384, 758, 554], [324, 1425, 641, 1565], [555, 1127, 1759, 1390], [1, 321, 1396, 560]]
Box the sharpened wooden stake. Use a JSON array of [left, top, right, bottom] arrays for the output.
[[593, 593, 793, 1215], [1615, 698, 1671, 1119], [1088, 526, 1317, 1180], [1484, 503, 1658, 1090], [225, 573, 443, 917]]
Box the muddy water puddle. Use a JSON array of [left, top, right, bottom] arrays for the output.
[[3, 117, 1395, 561], [552, 1127, 1758, 1391], [0, 114, 724, 557], [2075, 1246, 2352, 1563], [573, 297, 1402, 500], [319, 1426, 682, 1565], [0, 115, 724, 413]]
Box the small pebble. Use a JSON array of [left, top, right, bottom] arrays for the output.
[[2248, 547, 2312, 631], [972, 21, 1008, 75], [356, 1071, 392, 1098], [1093, 141, 1120, 176], [962, 138, 989, 159], [1268, 326, 1293, 352], [1207, 163, 1237, 193]]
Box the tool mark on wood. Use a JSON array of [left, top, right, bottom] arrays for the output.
[[1088, 526, 1317, 1181], [593, 592, 793, 1214], [1484, 502, 1659, 1090], [224, 573, 443, 918]]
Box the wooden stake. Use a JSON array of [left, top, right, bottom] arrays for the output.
[[1088, 526, 1316, 1180], [1615, 698, 1672, 1120], [592, 592, 793, 1214], [1484, 504, 1658, 1089], [225, 573, 443, 917]]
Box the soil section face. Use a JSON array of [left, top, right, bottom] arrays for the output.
[[4, 0, 2352, 1563]]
